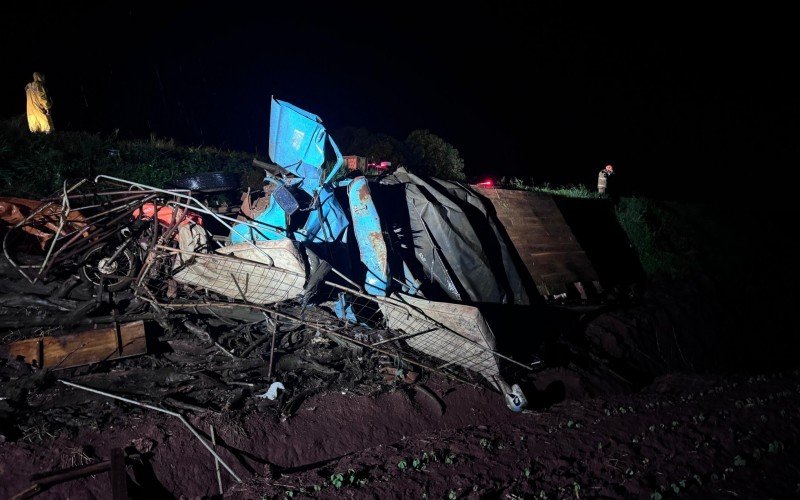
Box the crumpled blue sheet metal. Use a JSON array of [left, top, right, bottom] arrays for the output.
[[230, 184, 299, 244], [294, 185, 349, 244], [269, 98, 327, 196], [234, 98, 349, 245]]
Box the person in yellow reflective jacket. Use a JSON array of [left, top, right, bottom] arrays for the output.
[[25, 72, 54, 134]]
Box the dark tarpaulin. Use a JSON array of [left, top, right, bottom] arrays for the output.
[[375, 169, 530, 305]]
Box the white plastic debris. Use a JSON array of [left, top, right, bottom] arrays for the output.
[[257, 381, 285, 400], [504, 384, 528, 413]]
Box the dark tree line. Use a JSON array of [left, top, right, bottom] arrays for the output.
[[332, 127, 465, 180]]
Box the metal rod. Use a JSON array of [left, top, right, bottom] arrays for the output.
[[36, 182, 71, 283], [3, 180, 87, 283], [371, 327, 438, 346], [94, 176, 279, 265], [267, 315, 277, 379], [210, 424, 224, 495], [58, 379, 242, 483]]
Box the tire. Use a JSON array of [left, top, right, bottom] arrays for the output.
[[168, 172, 241, 193], [79, 243, 138, 292]]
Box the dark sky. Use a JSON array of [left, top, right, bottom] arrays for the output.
[[2, 2, 798, 201]]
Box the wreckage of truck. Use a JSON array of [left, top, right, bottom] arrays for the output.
[[1, 98, 540, 422]]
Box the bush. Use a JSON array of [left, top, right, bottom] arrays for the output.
[[0, 118, 255, 197]]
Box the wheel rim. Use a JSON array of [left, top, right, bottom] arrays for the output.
[[82, 245, 135, 288]]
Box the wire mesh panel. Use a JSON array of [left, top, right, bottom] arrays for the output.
[[167, 239, 307, 305], [377, 294, 502, 384]]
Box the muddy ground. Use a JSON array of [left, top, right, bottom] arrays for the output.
[[1, 245, 800, 499], [2, 366, 799, 499]]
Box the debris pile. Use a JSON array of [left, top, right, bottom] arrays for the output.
[[0, 98, 538, 495]]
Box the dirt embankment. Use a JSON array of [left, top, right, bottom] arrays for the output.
[[1, 368, 799, 499]]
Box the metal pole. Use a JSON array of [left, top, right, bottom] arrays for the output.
[[58, 380, 242, 483]]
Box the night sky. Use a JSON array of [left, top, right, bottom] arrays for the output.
[[2, 3, 798, 202]]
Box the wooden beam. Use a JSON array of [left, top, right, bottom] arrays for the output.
[[109, 448, 129, 500], [2, 321, 148, 369]]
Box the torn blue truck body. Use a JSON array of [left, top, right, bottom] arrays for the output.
[[231, 97, 389, 296], [230, 98, 349, 246], [224, 97, 531, 410], [233, 97, 528, 306]]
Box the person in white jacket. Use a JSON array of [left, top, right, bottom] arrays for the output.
[[597, 164, 614, 194]]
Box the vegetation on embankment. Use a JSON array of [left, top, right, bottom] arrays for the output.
[[0, 117, 256, 198]]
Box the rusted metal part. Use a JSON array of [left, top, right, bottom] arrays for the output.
[[36, 194, 158, 280], [347, 176, 389, 296], [0, 196, 87, 250], [2, 179, 165, 285], [132, 202, 201, 227]]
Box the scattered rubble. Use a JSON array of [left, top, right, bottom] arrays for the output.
[[0, 98, 548, 496]]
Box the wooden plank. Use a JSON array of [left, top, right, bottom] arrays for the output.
[[109, 448, 129, 500], [4, 321, 147, 369], [474, 187, 603, 297], [530, 250, 595, 258], [531, 256, 595, 269]]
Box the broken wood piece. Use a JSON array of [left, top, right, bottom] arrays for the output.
[[2, 320, 148, 369], [109, 448, 129, 500], [12, 461, 111, 500], [11, 449, 134, 500]]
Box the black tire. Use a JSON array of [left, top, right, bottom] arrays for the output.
[[79, 243, 137, 292], [168, 172, 241, 193]]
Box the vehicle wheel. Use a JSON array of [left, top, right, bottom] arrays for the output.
[[79, 243, 137, 292], [168, 172, 241, 193]]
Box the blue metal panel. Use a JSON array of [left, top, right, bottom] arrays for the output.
[[333, 292, 358, 324], [348, 176, 389, 296], [230, 196, 289, 243], [269, 98, 327, 195], [324, 134, 345, 185], [295, 185, 348, 243]]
